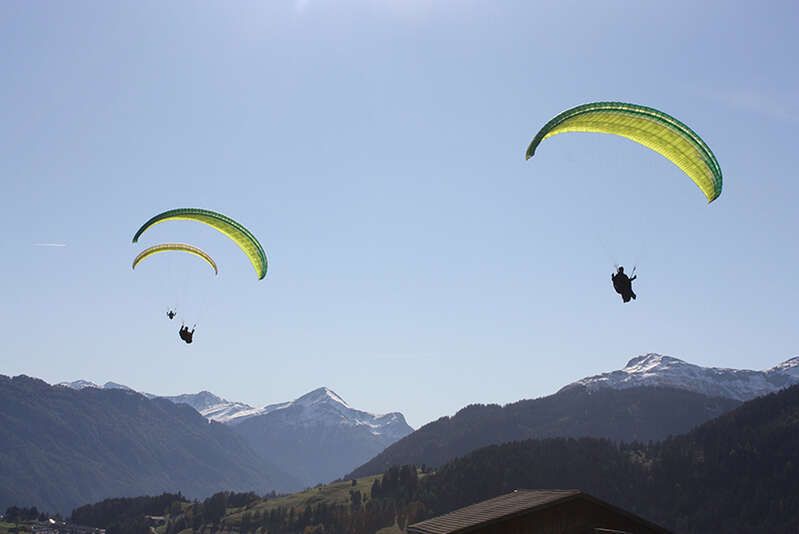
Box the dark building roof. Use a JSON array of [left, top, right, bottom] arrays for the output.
[[407, 489, 669, 534]]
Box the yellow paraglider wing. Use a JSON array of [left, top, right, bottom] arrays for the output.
[[132, 208, 267, 279], [526, 102, 722, 203], [132, 243, 219, 275]]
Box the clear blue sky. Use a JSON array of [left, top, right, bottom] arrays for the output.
[[1, 1, 797, 428]]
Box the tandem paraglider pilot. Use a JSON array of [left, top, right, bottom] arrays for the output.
[[612, 266, 637, 303]]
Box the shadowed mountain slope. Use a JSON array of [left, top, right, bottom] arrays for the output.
[[0, 375, 299, 514], [349, 385, 738, 478]]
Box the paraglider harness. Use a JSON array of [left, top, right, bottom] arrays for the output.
[[179, 324, 195, 344]]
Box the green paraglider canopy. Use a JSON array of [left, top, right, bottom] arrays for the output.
[[133, 208, 267, 279], [526, 102, 723, 203], [132, 243, 218, 275]]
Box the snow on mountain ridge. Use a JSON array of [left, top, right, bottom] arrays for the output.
[[58, 380, 135, 392], [294, 387, 350, 408], [201, 402, 265, 423], [166, 391, 227, 411], [57, 380, 100, 390], [54, 379, 411, 437], [257, 386, 410, 440], [563, 353, 799, 401], [768, 356, 799, 378], [160, 391, 265, 424], [158, 385, 410, 438]]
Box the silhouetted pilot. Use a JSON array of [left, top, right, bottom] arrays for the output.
[[167, 310, 176, 320], [612, 266, 637, 303], [179, 325, 195, 344]]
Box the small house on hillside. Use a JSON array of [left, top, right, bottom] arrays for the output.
[[407, 489, 670, 534]]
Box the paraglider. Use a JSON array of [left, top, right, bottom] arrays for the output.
[[132, 208, 267, 343], [178, 324, 195, 344], [132, 208, 267, 279], [526, 102, 722, 302], [132, 243, 217, 326], [612, 266, 637, 303], [526, 101, 723, 203], [132, 243, 219, 275]]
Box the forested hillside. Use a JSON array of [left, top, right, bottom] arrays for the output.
[[350, 385, 739, 477], [80, 384, 799, 533]]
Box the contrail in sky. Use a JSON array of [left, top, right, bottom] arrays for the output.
[[33, 243, 67, 247]]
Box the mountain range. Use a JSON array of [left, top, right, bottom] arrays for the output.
[[348, 353, 799, 477], [96, 382, 799, 534], [232, 387, 412, 487], [12, 352, 799, 514], [0, 375, 297, 514], [159, 386, 414, 487], [57, 381, 414, 489], [562, 352, 799, 400]]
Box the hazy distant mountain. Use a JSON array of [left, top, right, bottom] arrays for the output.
[[561, 353, 799, 400], [160, 386, 413, 486], [258, 387, 412, 443], [234, 387, 413, 487], [349, 384, 739, 478], [62, 380, 414, 488], [0, 375, 299, 514]]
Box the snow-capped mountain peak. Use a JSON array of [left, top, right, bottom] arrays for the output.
[[624, 353, 682, 372], [562, 353, 799, 401], [58, 380, 136, 391], [268, 387, 369, 415], [264, 386, 352, 414], [235, 388, 414, 487], [767, 356, 799, 378], [58, 379, 100, 390], [294, 387, 350, 408], [250, 387, 412, 441], [167, 390, 226, 411]]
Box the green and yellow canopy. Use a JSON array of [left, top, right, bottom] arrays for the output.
[[133, 208, 267, 279], [132, 243, 219, 275], [526, 102, 722, 203]]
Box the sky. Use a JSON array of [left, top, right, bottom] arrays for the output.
[[1, 0, 797, 428]]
